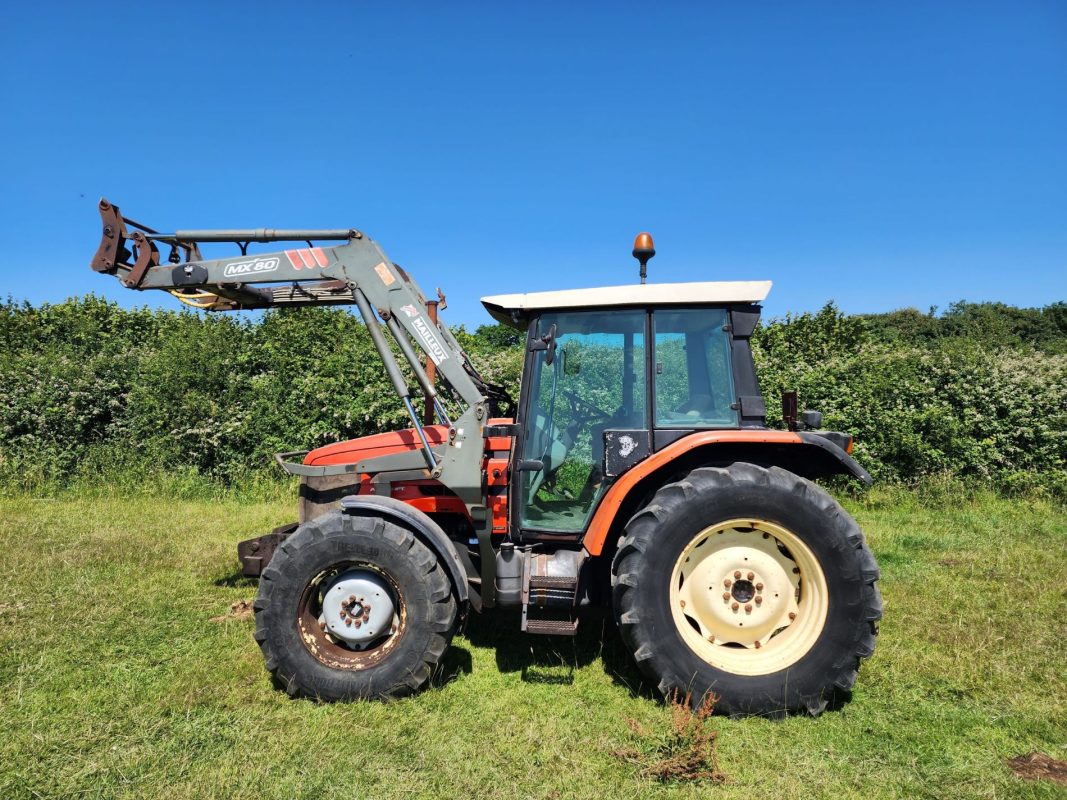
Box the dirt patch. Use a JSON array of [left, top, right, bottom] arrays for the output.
[[1008, 752, 1067, 785], [211, 600, 253, 623], [615, 692, 725, 784]]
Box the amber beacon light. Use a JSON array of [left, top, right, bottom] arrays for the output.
[[632, 232, 655, 284]]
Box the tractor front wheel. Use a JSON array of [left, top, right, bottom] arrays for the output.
[[253, 510, 457, 700], [612, 463, 881, 716]]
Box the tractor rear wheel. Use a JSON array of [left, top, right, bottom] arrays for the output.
[[611, 463, 881, 717], [253, 510, 457, 700]]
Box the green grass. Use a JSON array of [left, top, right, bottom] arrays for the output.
[[0, 488, 1064, 799]]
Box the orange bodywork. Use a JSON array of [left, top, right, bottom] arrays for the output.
[[302, 419, 514, 525], [299, 423, 807, 556], [582, 429, 805, 556], [305, 425, 451, 466]]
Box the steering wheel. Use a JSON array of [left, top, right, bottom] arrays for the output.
[[562, 389, 611, 422]]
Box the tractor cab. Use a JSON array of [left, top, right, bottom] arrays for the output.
[[481, 280, 771, 537]]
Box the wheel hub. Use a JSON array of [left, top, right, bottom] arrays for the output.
[[670, 519, 828, 675], [730, 579, 755, 603], [320, 569, 396, 646]]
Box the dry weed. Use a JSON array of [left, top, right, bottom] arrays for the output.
[[616, 691, 725, 783]]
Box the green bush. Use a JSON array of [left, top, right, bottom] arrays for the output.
[[0, 296, 1063, 498], [752, 303, 1067, 496]]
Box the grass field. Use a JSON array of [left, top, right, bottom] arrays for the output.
[[0, 487, 1064, 799]]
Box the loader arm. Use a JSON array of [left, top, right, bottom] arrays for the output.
[[90, 198, 495, 512]]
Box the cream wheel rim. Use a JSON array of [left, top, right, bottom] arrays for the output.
[[669, 518, 829, 676]]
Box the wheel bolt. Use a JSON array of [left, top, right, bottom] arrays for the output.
[[724, 579, 732, 588], [708, 635, 715, 643], [734, 570, 741, 579], [788, 612, 797, 621], [345, 618, 352, 626], [756, 582, 764, 591], [745, 604, 752, 613], [731, 602, 739, 611], [754, 641, 762, 649], [722, 592, 730, 601], [747, 571, 754, 580], [354, 620, 362, 628], [755, 596, 763, 605]]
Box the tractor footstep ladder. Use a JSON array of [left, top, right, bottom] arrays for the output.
[[520, 559, 580, 636]]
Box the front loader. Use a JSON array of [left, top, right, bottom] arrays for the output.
[[90, 199, 881, 716]]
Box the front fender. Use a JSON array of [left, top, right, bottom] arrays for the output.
[[339, 494, 475, 614]]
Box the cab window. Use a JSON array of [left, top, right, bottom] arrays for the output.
[[653, 308, 737, 428]]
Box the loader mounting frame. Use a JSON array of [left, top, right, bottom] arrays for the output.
[[90, 198, 501, 557]]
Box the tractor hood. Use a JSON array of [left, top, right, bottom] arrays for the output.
[[304, 425, 450, 467]]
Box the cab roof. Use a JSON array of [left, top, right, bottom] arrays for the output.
[[480, 280, 772, 326]]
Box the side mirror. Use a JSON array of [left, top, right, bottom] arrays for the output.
[[528, 323, 558, 365], [544, 324, 558, 365]]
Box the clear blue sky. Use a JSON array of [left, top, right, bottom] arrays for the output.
[[1, 1, 1064, 326]]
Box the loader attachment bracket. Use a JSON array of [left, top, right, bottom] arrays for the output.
[[91, 198, 201, 287], [90, 199, 126, 274]]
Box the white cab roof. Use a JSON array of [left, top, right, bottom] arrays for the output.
[[481, 280, 772, 324]]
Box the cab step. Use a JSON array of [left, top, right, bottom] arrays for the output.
[[528, 575, 577, 590], [524, 617, 579, 636], [520, 560, 581, 636]]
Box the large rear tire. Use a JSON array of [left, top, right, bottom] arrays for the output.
[[611, 463, 881, 716], [253, 510, 457, 701]]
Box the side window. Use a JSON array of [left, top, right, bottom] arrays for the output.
[[653, 309, 737, 428]]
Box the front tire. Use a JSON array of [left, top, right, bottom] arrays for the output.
[[611, 463, 881, 716], [253, 510, 457, 701]]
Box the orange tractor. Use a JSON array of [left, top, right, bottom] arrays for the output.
[[92, 202, 881, 715]]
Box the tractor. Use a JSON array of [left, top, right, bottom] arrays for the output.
[[91, 200, 881, 716]]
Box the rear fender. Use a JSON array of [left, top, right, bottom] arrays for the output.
[[583, 430, 871, 557]]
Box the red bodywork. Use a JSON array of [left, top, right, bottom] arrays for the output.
[[303, 420, 514, 533]]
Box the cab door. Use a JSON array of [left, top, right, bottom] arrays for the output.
[[515, 309, 647, 534]]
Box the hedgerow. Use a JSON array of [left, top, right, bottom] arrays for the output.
[[0, 296, 1063, 497], [752, 303, 1066, 496]]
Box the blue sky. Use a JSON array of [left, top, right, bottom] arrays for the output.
[[1, 1, 1064, 326]]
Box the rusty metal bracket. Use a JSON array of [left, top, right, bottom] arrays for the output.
[[238, 523, 298, 578], [91, 199, 128, 273], [122, 231, 160, 288], [92, 197, 202, 282]]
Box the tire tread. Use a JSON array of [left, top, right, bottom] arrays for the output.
[[611, 463, 881, 717]]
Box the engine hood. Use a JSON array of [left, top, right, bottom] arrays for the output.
[[304, 425, 450, 467]]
